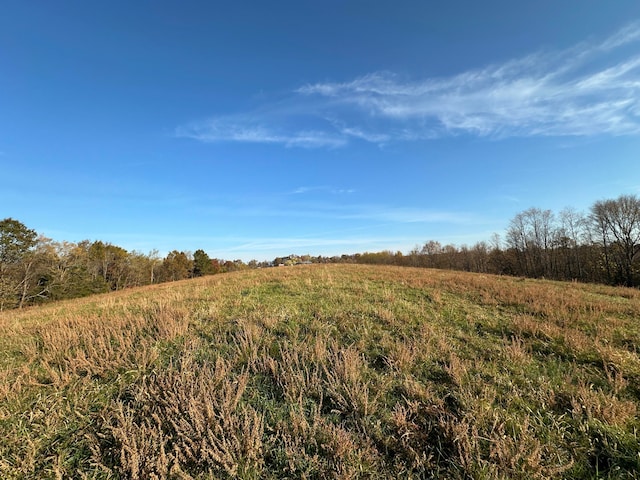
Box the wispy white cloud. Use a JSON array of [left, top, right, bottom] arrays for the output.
[[291, 186, 314, 194], [192, 195, 474, 226], [261, 203, 476, 225], [332, 188, 356, 195], [178, 21, 640, 146], [289, 186, 356, 195], [597, 21, 640, 51], [176, 116, 346, 148], [337, 206, 475, 224], [331, 121, 392, 144]]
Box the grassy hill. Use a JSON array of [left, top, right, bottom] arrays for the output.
[[1, 264, 639, 479]]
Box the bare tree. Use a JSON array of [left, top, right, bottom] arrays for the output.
[[557, 207, 587, 280], [507, 208, 556, 277], [590, 195, 640, 286]]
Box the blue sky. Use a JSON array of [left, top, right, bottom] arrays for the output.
[[2, 1, 640, 261]]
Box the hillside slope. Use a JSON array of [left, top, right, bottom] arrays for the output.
[[1, 264, 639, 479]]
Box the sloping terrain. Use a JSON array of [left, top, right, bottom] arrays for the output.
[[1, 264, 639, 479]]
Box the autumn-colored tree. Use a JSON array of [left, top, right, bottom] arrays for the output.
[[159, 251, 192, 282]]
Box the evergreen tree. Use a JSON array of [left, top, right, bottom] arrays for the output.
[[193, 249, 214, 277]]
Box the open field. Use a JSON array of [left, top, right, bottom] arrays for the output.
[[1, 264, 639, 479]]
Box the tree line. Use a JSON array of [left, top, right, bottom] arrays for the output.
[[2, 194, 639, 309], [351, 194, 640, 288], [0, 219, 349, 310], [0, 219, 251, 310]]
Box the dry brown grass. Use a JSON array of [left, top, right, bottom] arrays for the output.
[[1, 264, 639, 478], [94, 344, 264, 479]]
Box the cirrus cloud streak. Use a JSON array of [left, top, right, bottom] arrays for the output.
[[178, 22, 640, 147]]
